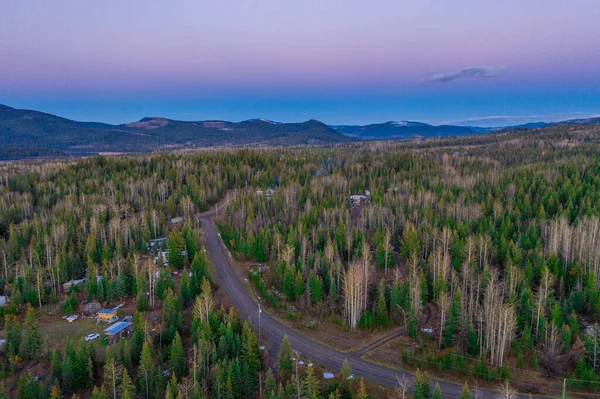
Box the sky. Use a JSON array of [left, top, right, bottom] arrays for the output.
[[1, 0, 599, 126]]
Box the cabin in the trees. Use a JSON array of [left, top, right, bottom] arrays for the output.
[[154, 251, 168, 266], [256, 188, 275, 199], [63, 278, 86, 291], [104, 321, 133, 344], [349, 194, 369, 204], [169, 216, 184, 225], [147, 237, 167, 251], [96, 308, 118, 321], [0, 295, 8, 307], [349, 189, 371, 205]]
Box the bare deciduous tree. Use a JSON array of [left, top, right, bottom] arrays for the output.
[[344, 262, 366, 328], [393, 374, 412, 399], [495, 381, 518, 399]]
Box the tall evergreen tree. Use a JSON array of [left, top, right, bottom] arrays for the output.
[[138, 340, 154, 399], [167, 228, 186, 269], [103, 348, 122, 399], [432, 382, 443, 399], [459, 382, 471, 399], [413, 369, 431, 399], [22, 305, 41, 360], [278, 335, 293, 376], [301, 364, 320, 399], [120, 368, 135, 399], [169, 332, 186, 378]]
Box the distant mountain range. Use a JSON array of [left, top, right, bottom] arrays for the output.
[[0, 104, 351, 159], [330, 117, 600, 139], [0, 103, 598, 160], [330, 121, 478, 139], [547, 117, 600, 127]]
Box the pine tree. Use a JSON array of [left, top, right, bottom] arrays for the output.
[[120, 368, 135, 399], [72, 341, 93, 390], [116, 272, 128, 298], [413, 369, 431, 399], [241, 322, 260, 392], [138, 340, 154, 398], [49, 386, 61, 399], [340, 359, 353, 394], [163, 288, 182, 343], [301, 363, 320, 399], [179, 269, 192, 307], [91, 385, 109, 399], [328, 389, 342, 399], [225, 365, 235, 399], [401, 223, 421, 261], [50, 348, 63, 384], [443, 291, 461, 347], [22, 305, 41, 360], [459, 382, 471, 399], [310, 274, 324, 303], [283, 266, 295, 300], [265, 368, 276, 397], [17, 373, 40, 399], [278, 335, 293, 376], [62, 352, 74, 395], [4, 314, 21, 359], [167, 228, 186, 269], [169, 332, 185, 378], [182, 224, 198, 262], [190, 251, 211, 296], [356, 377, 368, 399], [165, 374, 178, 399], [130, 312, 146, 365], [104, 347, 123, 399], [432, 382, 443, 399], [294, 270, 305, 299], [376, 279, 388, 328]]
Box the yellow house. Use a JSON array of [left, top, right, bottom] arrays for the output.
[[96, 308, 117, 321]]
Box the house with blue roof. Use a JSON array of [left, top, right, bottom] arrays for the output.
[[104, 321, 133, 344]]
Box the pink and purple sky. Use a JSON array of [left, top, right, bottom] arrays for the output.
[[1, 0, 599, 126]]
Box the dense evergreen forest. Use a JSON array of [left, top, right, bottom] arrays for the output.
[[1, 125, 600, 398]]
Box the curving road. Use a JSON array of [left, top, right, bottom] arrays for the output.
[[200, 205, 543, 399]]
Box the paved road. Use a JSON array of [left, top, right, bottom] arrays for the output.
[[200, 206, 545, 399]]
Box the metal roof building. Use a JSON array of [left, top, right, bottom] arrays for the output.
[[104, 321, 132, 335]]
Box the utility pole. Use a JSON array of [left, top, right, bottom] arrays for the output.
[[562, 378, 566, 399], [294, 350, 300, 399], [258, 304, 262, 342]]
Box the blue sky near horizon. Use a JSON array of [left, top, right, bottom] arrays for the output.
[[1, 0, 599, 126]]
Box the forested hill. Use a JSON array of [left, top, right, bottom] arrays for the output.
[[0, 104, 352, 159]]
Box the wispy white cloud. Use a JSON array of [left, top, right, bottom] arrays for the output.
[[423, 66, 506, 83]]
